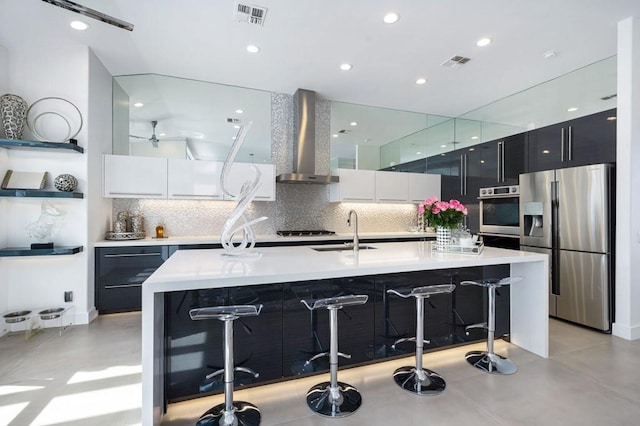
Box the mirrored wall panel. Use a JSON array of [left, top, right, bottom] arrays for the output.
[[113, 74, 272, 163]]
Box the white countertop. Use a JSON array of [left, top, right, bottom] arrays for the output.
[[94, 231, 434, 247], [144, 241, 545, 293]]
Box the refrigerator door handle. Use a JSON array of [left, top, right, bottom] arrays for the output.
[[497, 142, 502, 182], [460, 154, 464, 195], [551, 180, 560, 295]]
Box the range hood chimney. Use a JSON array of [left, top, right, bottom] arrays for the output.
[[276, 89, 338, 184]]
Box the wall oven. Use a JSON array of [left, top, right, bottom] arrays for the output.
[[478, 185, 520, 236]]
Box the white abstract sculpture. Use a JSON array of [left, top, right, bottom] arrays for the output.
[[26, 201, 66, 243], [220, 122, 268, 256]]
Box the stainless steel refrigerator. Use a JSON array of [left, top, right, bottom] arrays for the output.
[[519, 163, 613, 332]]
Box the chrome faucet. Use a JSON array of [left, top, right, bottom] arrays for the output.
[[347, 210, 359, 251]]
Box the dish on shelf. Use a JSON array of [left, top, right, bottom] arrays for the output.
[[1, 170, 47, 190], [105, 231, 146, 240], [38, 307, 65, 320], [3, 310, 31, 323], [26, 97, 83, 142]]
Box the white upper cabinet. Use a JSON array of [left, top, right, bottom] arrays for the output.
[[103, 154, 167, 198], [168, 159, 223, 200], [375, 171, 409, 202], [408, 173, 441, 202], [329, 169, 376, 202], [222, 163, 276, 201]]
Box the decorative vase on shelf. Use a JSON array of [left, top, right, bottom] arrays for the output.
[[435, 226, 452, 251], [0, 94, 28, 139]]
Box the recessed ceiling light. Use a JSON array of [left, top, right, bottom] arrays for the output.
[[232, 136, 237, 140], [416, 78, 427, 85], [383, 12, 400, 24], [607, 116, 617, 121], [542, 149, 550, 154], [235, 109, 244, 114], [133, 102, 144, 108], [416, 151, 422, 155], [480, 160, 485, 164], [233, 125, 240, 129], [440, 144, 447, 148], [70, 20, 89, 31], [476, 37, 492, 47], [340, 63, 353, 71], [350, 121, 358, 126], [332, 134, 338, 138], [469, 148, 475, 151], [567, 107, 578, 112], [246, 45, 260, 54], [471, 136, 479, 140], [159, 133, 166, 137], [543, 50, 558, 59]]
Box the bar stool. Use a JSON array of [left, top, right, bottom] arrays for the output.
[[301, 294, 368, 418], [462, 276, 523, 375], [387, 284, 456, 395], [189, 304, 263, 426]]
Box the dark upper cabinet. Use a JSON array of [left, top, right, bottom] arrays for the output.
[[527, 108, 616, 172]]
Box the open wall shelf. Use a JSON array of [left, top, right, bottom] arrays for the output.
[[0, 139, 84, 153], [0, 189, 83, 198], [0, 246, 84, 257]]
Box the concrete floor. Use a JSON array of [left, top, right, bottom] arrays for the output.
[[1, 313, 639, 425]]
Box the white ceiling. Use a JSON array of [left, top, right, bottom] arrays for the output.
[[1, 0, 638, 118]]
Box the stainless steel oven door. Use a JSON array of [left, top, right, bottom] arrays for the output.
[[479, 197, 520, 236]]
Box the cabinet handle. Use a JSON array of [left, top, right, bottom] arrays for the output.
[[344, 197, 372, 201], [171, 193, 222, 198], [567, 126, 573, 161], [104, 253, 162, 258], [108, 192, 164, 196], [464, 154, 468, 195], [460, 155, 464, 195], [104, 284, 143, 289], [501, 141, 505, 182], [560, 128, 565, 162]]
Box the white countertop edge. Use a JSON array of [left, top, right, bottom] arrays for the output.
[[94, 231, 435, 247]]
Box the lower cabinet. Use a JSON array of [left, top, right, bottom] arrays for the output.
[[95, 246, 169, 313], [163, 264, 510, 402]]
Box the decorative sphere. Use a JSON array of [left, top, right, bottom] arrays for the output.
[[54, 174, 78, 192]]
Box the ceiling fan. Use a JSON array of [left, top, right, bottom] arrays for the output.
[[129, 120, 184, 148]]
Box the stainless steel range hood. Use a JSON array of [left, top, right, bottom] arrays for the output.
[[276, 89, 339, 184]]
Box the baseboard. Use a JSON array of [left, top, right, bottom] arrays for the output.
[[612, 322, 640, 340]]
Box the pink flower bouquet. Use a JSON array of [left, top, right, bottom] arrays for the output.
[[418, 196, 468, 229]]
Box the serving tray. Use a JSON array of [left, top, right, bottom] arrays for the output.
[[432, 241, 484, 254], [105, 231, 146, 240]]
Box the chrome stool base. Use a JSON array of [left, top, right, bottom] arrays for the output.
[[465, 350, 517, 375], [392, 366, 446, 395], [306, 381, 362, 418], [196, 400, 261, 426]]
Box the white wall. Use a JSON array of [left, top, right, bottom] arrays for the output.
[[112, 80, 129, 155], [0, 45, 110, 329], [86, 48, 113, 322], [614, 17, 640, 340], [0, 45, 9, 328]]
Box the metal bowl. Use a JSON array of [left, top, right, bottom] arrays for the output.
[[38, 307, 65, 320], [3, 310, 31, 323]]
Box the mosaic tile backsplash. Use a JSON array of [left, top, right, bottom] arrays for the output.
[[112, 92, 420, 236]]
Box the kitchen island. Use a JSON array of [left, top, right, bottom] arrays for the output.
[[142, 241, 548, 426]]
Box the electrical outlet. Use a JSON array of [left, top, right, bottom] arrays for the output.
[[64, 291, 73, 302]]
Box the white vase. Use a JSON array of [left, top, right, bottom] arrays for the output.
[[435, 226, 452, 251]]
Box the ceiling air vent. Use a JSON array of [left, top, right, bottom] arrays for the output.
[[227, 118, 241, 123], [338, 129, 351, 134], [441, 55, 471, 68], [235, 2, 268, 26], [601, 93, 617, 101]]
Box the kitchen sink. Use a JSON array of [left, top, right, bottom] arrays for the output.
[[311, 244, 378, 252]]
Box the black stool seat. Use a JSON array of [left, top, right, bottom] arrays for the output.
[[189, 304, 263, 426], [300, 294, 368, 418], [462, 277, 523, 375], [387, 284, 455, 395]]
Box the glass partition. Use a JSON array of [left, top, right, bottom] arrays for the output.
[[112, 74, 272, 163]]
